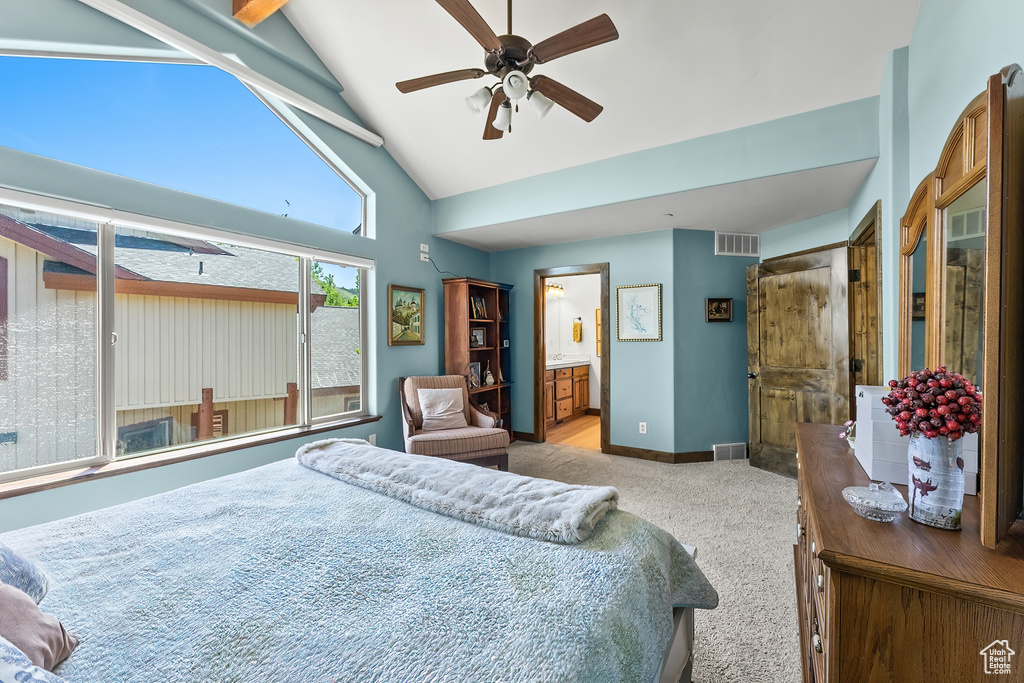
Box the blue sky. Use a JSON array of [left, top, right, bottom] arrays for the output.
[[0, 56, 363, 242]]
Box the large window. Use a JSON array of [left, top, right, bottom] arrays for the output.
[[0, 205, 100, 475], [0, 201, 369, 475], [0, 56, 364, 234]]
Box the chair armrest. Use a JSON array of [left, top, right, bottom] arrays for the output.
[[469, 398, 501, 429], [397, 377, 417, 440]]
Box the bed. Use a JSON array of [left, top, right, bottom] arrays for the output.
[[0, 439, 718, 682]]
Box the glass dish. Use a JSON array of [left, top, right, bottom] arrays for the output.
[[842, 481, 908, 523]]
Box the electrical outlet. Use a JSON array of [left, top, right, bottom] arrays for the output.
[[639, 422, 647, 434], [368, 433, 376, 446], [420, 253, 430, 262], [420, 243, 429, 253]]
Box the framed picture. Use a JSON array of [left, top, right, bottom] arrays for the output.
[[468, 361, 482, 388], [471, 296, 488, 320], [469, 327, 486, 348], [616, 284, 662, 342], [705, 298, 733, 323], [387, 284, 425, 346], [912, 292, 926, 321]]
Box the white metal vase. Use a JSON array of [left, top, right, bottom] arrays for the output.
[[906, 432, 965, 530]]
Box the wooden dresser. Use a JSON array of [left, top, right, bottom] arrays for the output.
[[794, 422, 1024, 683]]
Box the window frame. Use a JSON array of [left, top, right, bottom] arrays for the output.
[[0, 187, 375, 486]]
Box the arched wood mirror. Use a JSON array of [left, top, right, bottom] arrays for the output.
[[899, 65, 1024, 548]]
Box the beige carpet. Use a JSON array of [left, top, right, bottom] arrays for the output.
[[508, 440, 801, 683]]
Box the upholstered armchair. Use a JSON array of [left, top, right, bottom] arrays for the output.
[[399, 375, 509, 470]]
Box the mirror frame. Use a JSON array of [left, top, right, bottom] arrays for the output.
[[899, 67, 1024, 547]]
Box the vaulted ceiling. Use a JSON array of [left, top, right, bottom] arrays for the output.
[[283, 0, 920, 246]]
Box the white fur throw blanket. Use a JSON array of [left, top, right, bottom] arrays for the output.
[[296, 438, 619, 543]]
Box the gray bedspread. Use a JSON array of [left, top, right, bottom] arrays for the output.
[[0, 455, 717, 682]]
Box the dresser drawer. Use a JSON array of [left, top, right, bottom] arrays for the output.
[[555, 368, 572, 380], [572, 365, 588, 377]]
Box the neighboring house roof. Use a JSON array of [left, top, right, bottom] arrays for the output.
[[0, 210, 326, 300], [311, 306, 360, 389]]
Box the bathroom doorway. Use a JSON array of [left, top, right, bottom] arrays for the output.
[[533, 264, 610, 451]]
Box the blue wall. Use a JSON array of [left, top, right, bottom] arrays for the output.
[[488, 229, 754, 454], [672, 230, 756, 452]]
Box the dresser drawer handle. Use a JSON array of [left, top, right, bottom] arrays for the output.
[[812, 633, 823, 654]]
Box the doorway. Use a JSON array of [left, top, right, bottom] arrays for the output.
[[849, 200, 884, 417], [533, 264, 610, 451]]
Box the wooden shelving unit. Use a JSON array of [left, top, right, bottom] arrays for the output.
[[443, 277, 513, 441]]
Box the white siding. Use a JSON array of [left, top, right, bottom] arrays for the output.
[[114, 293, 298, 409], [0, 236, 96, 474]]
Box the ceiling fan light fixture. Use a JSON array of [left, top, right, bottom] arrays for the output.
[[502, 70, 530, 100], [527, 89, 555, 119], [465, 86, 493, 114], [492, 100, 512, 130]]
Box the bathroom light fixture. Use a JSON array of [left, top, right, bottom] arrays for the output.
[[546, 282, 565, 298]]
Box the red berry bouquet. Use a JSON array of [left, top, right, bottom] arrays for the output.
[[882, 367, 982, 439]]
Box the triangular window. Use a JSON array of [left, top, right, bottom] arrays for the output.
[[0, 55, 363, 233]]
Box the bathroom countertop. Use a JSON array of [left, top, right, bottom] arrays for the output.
[[545, 360, 590, 371]]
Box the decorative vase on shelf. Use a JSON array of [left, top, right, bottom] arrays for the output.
[[907, 433, 964, 530], [484, 362, 495, 386], [882, 366, 982, 532]]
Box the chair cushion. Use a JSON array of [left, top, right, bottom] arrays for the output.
[[406, 427, 509, 457], [403, 376, 472, 429], [417, 388, 469, 431]]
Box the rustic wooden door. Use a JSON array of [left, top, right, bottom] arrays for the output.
[[849, 206, 883, 412], [747, 246, 851, 477]]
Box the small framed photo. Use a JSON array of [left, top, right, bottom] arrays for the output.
[[470, 327, 486, 348], [468, 362, 482, 388], [471, 296, 488, 320], [705, 298, 733, 323], [388, 284, 425, 345], [616, 284, 662, 341], [912, 292, 926, 321]]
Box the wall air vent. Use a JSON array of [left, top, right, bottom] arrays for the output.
[[715, 232, 760, 257], [713, 442, 748, 460], [947, 207, 985, 242]]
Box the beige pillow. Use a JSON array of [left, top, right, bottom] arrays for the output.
[[0, 584, 78, 671], [417, 388, 469, 431]]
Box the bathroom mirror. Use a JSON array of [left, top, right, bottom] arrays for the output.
[[908, 231, 927, 371]]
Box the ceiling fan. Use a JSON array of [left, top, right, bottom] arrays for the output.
[[396, 0, 618, 140]]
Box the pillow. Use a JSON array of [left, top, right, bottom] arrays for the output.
[[0, 543, 48, 604], [0, 585, 78, 672], [0, 635, 67, 683], [417, 388, 469, 431]]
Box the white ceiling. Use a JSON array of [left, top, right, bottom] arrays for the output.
[[283, 0, 919, 247]]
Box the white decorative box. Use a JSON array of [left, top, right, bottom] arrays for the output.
[[853, 385, 977, 495]]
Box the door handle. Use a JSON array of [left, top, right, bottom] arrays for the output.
[[747, 372, 758, 379]]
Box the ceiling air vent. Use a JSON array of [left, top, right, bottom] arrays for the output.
[[715, 232, 760, 257]]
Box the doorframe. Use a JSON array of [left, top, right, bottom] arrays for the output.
[[850, 200, 885, 390], [533, 264, 610, 450]]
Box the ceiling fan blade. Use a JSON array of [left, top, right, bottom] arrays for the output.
[[531, 75, 603, 122], [483, 88, 505, 140], [531, 14, 618, 64], [396, 68, 486, 93], [436, 0, 503, 52]]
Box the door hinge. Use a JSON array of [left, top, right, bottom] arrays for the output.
[[849, 269, 861, 282], [851, 358, 864, 373]]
